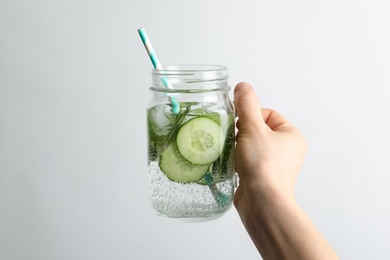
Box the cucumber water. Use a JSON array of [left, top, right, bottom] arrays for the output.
[[147, 102, 235, 220]]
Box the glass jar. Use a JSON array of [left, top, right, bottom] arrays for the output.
[[147, 65, 235, 222]]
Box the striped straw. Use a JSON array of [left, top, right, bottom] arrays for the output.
[[138, 27, 179, 113], [138, 28, 163, 71]]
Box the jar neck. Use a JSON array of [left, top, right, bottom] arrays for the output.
[[150, 65, 229, 93]]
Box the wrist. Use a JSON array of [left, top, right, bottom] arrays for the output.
[[237, 178, 298, 225]]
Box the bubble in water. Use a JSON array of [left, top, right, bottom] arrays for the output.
[[152, 187, 159, 197], [147, 161, 234, 220]]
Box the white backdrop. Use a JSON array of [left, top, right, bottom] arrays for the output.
[[1, 0, 390, 259]]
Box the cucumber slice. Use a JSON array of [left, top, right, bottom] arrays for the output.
[[196, 122, 235, 185], [160, 143, 209, 183], [177, 117, 224, 165]]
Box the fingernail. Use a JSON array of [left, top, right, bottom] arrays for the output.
[[234, 82, 250, 93]]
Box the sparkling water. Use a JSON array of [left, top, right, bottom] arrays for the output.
[[147, 103, 235, 221]]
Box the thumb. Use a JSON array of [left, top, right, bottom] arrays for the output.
[[234, 82, 266, 132]]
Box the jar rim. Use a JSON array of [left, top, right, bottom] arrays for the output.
[[151, 64, 229, 92], [152, 64, 227, 74]]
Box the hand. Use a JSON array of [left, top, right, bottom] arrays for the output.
[[233, 82, 338, 260], [234, 82, 307, 213]]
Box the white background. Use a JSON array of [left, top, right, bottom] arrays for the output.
[[1, 0, 390, 259]]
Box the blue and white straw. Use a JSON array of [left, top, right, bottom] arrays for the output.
[[138, 27, 179, 114]]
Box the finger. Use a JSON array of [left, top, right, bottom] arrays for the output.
[[234, 82, 266, 131], [233, 185, 243, 210], [261, 108, 292, 131]]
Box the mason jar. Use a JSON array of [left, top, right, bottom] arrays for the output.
[[147, 65, 235, 222]]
